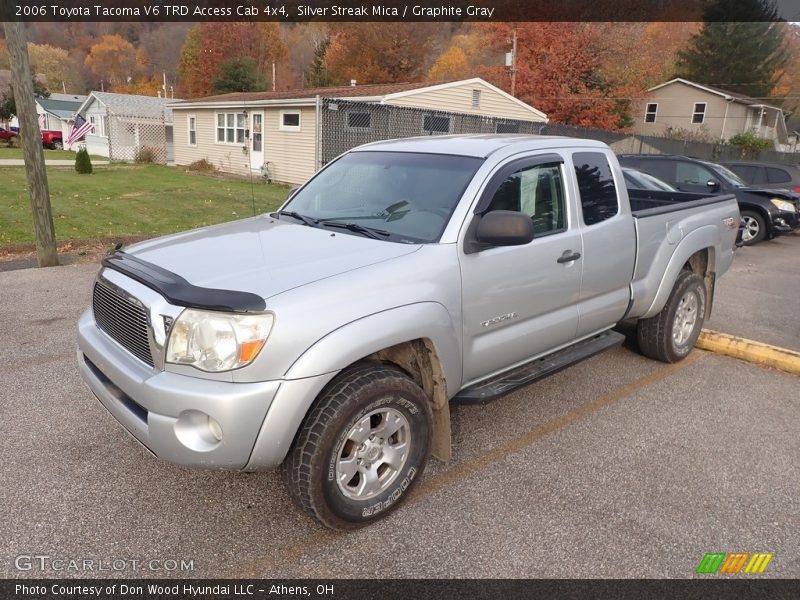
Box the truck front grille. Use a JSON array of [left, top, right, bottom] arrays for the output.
[[92, 278, 154, 367]]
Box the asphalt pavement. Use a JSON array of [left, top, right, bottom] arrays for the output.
[[0, 234, 797, 579]]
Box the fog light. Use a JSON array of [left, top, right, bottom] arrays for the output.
[[174, 410, 224, 452]]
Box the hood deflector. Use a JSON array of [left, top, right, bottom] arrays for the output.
[[102, 250, 267, 313]]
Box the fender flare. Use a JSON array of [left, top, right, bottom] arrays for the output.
[[642, 226, 718, 319]]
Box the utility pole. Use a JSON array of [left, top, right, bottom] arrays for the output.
[[510, 29, 518, 97], [3, 18, 58, 267]]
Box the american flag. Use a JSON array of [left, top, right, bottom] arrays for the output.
[[38, 113, 46, 131], [66, 114, 93, 147]]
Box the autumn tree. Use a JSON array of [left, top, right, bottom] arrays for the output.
[[676, 0, 788, 98], [427, 47, 470, 82], [324, 23, 447, 85], [481, 23, 620, 129], [84, 35, 138, 88], [305, 38, 333, 88], [177, 23, 287, 98]]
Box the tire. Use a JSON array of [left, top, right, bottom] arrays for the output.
[[637, 270, 706, 363], [53, 141, 63, 150], [281, 363, 433, 529], [740, 210, 766, 246]]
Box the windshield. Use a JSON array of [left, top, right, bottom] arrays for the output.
[[708, 162, 747, 187], [282, 151, 484, 243]]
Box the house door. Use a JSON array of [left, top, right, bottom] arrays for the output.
[[250, 112, 264, 171]]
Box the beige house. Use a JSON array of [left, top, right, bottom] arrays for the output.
[[169, 78, 548, 185], [634, 78, 789, 150]]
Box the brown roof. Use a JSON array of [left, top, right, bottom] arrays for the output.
[[174, 81, 451, 105]]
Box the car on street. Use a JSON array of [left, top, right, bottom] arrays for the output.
[[719, 160, 800, 194], [0, 127, 17, 143], [618, 154, 800, 245]]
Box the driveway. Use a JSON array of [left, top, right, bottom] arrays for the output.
[[0, 235, 797, 579]]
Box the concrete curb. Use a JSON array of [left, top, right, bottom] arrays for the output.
[[697, 329, 800, 376]]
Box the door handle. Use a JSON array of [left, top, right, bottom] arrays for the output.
[[557, 251, 582, 264]]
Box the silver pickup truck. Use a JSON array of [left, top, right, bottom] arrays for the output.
[[78, 135, 740, 529]]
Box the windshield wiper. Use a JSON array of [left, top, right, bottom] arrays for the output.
[[317, 220, 391, 240], [277, 210, 319, 227]]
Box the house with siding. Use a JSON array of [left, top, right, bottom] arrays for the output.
[[634, 78, 790, 150], [74, 92, 180, 163], [169, 78, 548, 185]]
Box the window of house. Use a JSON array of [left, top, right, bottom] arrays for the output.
[[573, 152, 619, 225], [188, 116, 197, 146], [346, 112, 371, 129], [216, 112, 246, 144], [280, 111, 301, 131], [485, 163, 566, 236], [692, 102, 706, 124], [495, 122, 520, 134], [423, 115, 450, 135], [472, 89, 481, 108], [645, 103, 658, 123]]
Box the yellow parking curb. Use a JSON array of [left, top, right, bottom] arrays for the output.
[[697, 329, 800, 376]]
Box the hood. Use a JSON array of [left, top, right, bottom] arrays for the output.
[[741, 187, 800, 204], [125, 216, 421, 300]]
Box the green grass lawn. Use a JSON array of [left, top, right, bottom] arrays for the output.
[[0, 147, 105, 160], [0, 164, 290, 245]]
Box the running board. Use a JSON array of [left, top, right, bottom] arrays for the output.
[[453, 330, 625, 405]]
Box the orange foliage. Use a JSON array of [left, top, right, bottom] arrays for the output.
[[84, 35, 137, 87]]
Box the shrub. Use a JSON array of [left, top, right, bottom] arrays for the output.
[[186, 158, 215, 172], [728, 130, 772, 159], [75, 147, 93, 174], [134, 146, 157, 163]]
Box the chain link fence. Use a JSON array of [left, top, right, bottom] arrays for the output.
[[540, 122, 800, 164], [319, 98, 545, 166], [318, 98, 800, 167], [107, 109, 171, 164]]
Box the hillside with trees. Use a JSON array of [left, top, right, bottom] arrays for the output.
[[1, 17, 797, 130]]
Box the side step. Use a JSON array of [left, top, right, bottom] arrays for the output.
[[453, 330, 625, 405]]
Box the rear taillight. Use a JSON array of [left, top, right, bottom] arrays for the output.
[[793, 186, 800, 193]]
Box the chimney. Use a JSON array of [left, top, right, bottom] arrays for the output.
[[350, 79, 357, 87]]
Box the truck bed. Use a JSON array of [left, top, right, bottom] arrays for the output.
[[628, 188, 728, 216]]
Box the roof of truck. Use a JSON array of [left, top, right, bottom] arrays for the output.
[[353, 134, 608, 158]]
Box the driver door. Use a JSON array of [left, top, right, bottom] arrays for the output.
[[459, 154, 583, 385]]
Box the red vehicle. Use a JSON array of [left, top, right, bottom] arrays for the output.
[[41, 130, 63, 150], [0, 127, 18, 143]]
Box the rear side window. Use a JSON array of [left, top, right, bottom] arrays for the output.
[[636, 158, 675, 183], [573, 152, 619, 226], [766, 167, 792, 183]]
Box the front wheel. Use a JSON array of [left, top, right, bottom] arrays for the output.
[[281, 363, 432, 529], [637, 270, 706, 363], [740, 210, 766, 245]]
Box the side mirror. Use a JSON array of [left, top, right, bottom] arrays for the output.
[[474, 210, 535, 247], [287, 187, 299, 199], [707, 179, 720, 190]]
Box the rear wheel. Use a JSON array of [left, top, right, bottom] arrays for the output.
[[637, 270, 706, 363], [281, 363, 432, 529], [52, 140, 63, 150], [740, 210, 766, 245]]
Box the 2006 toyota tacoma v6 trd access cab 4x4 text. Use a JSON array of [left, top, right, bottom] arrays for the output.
[[78, 135, 740, 528]]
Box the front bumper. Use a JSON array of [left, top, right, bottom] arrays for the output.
[[78, 309, 281, 469], [771, 209, 800, 234]]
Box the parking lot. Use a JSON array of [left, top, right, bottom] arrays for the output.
[[1, 234, 798, 579]]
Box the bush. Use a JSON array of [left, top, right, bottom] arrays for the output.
[[186, 158, 215, 172], [728, 130, 772, 159], [75, 147, 93, 174], [134, 146, 157, 163]]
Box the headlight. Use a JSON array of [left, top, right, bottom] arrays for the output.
[[770, 198, 796, 213], [166, 309, 273, 372]]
